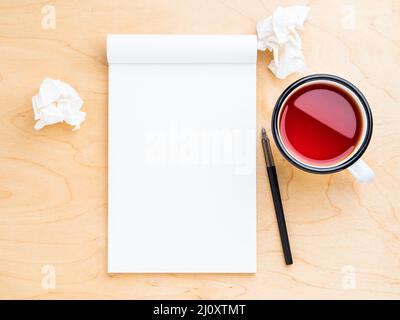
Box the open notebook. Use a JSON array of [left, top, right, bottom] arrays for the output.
[[107, 35, 257, 273]]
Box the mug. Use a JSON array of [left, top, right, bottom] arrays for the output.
[[271, 74, 374, 182]]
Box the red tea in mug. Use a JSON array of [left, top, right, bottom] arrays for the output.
[[279, 82, 363, 167]]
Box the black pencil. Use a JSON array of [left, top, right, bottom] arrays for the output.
[[261, 128, 293, 265]]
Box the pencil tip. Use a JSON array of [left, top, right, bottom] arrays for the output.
[[261, 128, 267, 139]]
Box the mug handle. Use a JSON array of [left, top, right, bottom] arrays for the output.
[[347, 159, 374, 183]]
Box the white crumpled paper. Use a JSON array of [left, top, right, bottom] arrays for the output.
[[32, 78, 86, 131], [257, 6, 310, 79]]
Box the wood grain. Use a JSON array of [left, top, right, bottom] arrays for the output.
[[0, 0, 399, 299]]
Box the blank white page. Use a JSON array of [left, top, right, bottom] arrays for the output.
[[107, 35, 257, 273]]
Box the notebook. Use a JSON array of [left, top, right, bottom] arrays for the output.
[[107, 35, 257, 273]]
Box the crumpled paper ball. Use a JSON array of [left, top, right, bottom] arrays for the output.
[[257, 6, 311, 79], [32, 78, 86, 131]]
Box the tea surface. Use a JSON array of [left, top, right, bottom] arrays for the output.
[[280, 83, 363, 167]]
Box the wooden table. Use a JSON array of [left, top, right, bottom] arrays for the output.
[[1, 0, 399, 299]]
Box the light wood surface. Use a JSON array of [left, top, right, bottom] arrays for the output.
[[0, 0, 399, 300]]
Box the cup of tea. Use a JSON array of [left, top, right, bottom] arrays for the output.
[[271, 74, 374, 182]]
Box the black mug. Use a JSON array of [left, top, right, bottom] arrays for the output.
[[271, 74, 374, 182]]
